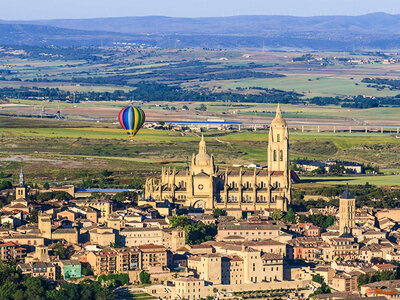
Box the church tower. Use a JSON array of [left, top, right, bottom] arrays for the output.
[[268, 104, 289, 172], [15, 169, 27, 200], [19, 169, 24, 187], [339, 187, 356, 235], [268, 104, 291, 211], [38, 214, 52, 240]]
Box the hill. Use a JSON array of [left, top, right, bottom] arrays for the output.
[[7, 13, 400, 35], [1, 13, 400, 50]]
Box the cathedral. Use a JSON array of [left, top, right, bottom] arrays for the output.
[[144, 104, 295, 212]]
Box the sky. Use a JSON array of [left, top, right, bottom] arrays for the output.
[[1, 0, 400, 20]]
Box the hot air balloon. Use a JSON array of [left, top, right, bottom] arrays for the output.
[[118, 106, 145, 140]]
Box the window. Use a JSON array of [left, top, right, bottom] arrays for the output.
[[280, 150, 283, 161], [277, 134, 280, 142], [273, 150, 277, 161]]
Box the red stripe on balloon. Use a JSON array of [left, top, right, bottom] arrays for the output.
[[118, 107, 127, 130]]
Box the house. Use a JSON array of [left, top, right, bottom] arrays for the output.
[[60, 260, 82, 280]]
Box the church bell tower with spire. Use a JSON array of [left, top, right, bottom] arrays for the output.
[[16, 169, 27, 200], [268, 104, 291, 210]]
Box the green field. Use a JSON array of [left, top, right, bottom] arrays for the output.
[[200, 74, 400, 98], [301, 175, 400, 186], [0, 116, 398, 187]]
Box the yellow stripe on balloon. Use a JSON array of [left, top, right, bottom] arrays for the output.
[[133, 107, 139, 134]]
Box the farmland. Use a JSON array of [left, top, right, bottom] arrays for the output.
[[0, 115, 398, 188], [0, 47, 399, 188]]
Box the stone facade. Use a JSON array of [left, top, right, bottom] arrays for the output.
[[144, 105, 292, 211]]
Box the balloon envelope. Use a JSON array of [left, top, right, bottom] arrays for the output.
[[118, 106, 145, 139]]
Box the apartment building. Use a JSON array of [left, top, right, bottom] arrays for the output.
[[138, 244, 168, 270], [221, 255, 244, 285], [171, 277, 213, 300], [87, 247, 141, 275], [287, 237, 325, 261], [188, 254, 222, 284], [188, 246, 283, 285], [71, 199, 112, 223], [0, 242, 26, 262], [89, 227, 115, 247], [18, 262, 57, 280], [217, 223, 281, 241], [120, 227, 185, 251], [3, 235, 45, 247]]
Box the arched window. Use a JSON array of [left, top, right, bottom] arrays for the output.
[[273, 150, 277, 161], [277, 134, 280, 142], [280, 150, 283, 161]]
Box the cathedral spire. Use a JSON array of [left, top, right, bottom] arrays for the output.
[[276, 103, 282, 117], [19, 169, 24, 187], [199, 133, 207, 155], [271, 103, 286, 126]]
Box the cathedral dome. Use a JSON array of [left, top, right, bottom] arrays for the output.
[[195, 135, 211, 166], [270, 104, 287, 127], [195, 153, 211, 166]]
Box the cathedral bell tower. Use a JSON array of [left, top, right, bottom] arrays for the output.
[[339, 187, 356, 236], [267, 104, 291, 210], [268, 104, 289, 173]]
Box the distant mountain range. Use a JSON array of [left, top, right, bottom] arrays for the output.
[[1, 13, 400, 50]]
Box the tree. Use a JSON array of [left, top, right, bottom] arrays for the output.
[[43, 182, 50, 190], [312, 282, 331, 295], [212, 208, 226, 218], [139, 270, 151, 284], [195, 104, 207, 111], [101, 170, 112, 177], [53, 243, 67, 259], [311, 166, 326, 175], [0, 180, 12, 191], [271, 209, 283, 221], [312, 274, 324, 284], [23, 277, 46, 299], [328, 163, 346, 175], [169, 216, 192, 228], [113, 191, 138, 204], [81, 264, 93, 276], [29, 209, 38, 223], [37, 191, 72, 202], [169, 216, 216, 244], [0, 282, 18, 299], [285, 208, 296, 224]]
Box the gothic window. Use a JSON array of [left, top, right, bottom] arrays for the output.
[[277, 134, 280, 142], [273, 150, 277, 161], [280, 150, 283, 161]]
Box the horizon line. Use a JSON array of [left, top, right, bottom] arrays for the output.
[[0, 11, 395, 22]]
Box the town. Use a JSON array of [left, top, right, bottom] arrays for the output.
[[0, 106, 399, 300]]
